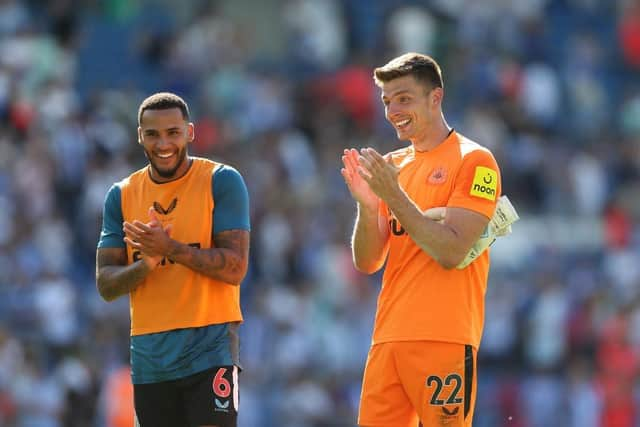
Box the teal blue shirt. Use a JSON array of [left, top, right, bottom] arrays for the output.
[[98, 164, 250, 384]]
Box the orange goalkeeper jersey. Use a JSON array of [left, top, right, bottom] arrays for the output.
[[373, 131, 501, 349]]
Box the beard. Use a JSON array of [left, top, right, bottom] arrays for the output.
[[145, 146, 188, 179]]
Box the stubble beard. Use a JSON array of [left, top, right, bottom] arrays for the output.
[[145, 147, 188, 179]]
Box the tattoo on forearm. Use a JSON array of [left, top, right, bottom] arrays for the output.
[[116, 263, 151, 291], [171, 230, 249, 284], [208, 249, 243, 274], [96, 249, 151, 301], [207, 250, 226, 270], [212, 231, 246, 275]]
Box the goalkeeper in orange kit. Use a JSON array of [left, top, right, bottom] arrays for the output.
[[341, 53, 516, 427]]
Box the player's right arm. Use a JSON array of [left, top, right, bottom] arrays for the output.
[[96, 248, 158, 302], [342, 148, 390, 274], [95, 184, 160, 302], [351, 203, 390, 274]]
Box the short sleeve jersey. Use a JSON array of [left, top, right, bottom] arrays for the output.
[[373, 131, 501, 349]]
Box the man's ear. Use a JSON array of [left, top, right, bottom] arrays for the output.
[[187, 122, 195, 143], [137, 126, 143, 145], [430, 87, 444, 108]]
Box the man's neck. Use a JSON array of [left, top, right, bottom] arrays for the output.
[[412, 118, 452, 152]]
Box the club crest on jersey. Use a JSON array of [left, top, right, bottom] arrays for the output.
[[470, 167, 497, 201], [428, 166, 447, 184], [153, 198, 178, 215]]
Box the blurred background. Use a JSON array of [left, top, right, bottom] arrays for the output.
[[1, 0, 640, 426]]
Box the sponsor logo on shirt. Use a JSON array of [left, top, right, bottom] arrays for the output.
[[214, 398, 230, 412], [439, 406, 461, 425], [388, 209, 406, 236], [470, 166, 497, 201], [153, 198, 178, 215]]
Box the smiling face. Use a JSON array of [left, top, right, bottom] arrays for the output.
[[380, 75, 441, 145], [138, 107, 194, 182]]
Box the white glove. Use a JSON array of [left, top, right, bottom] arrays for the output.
[[423, 195, 519, 269]]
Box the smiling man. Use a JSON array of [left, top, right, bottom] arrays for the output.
[[341, 53, 501, 426], [96, 92, 250, 427]]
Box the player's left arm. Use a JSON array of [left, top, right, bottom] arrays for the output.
[[170, 165, 250, 285], [389, 201, 489, 269], [124, 166, 250, 285], [358, 147, 499, 269], [166, 228, 249, 285]]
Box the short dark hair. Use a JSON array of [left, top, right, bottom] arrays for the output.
[[373, 52, 443, 90], [138, 92, 190, 125]]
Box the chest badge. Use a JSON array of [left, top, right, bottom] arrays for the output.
[[428, 167, 447, 184]]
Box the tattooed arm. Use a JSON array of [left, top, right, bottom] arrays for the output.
[[166, 229, 250, 286], [96, 248, 159, 302], [164, 164, 252, 286], [122, 214, 250, 286], [121, 166, 251, 286]]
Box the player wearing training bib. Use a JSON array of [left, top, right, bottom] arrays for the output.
[[96, 93, 250, 427], [341, 53, 501, 427]]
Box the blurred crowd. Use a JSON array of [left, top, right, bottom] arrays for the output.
[[1, 0, 640, 426]]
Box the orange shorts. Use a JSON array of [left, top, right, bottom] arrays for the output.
[[358, 340, 477, 427]]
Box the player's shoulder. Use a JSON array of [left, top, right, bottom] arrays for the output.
[[188, 156, 217, 174], [191, 156, 217, 167], [114, 165, 148, 190], [212, 162, 247, 195], [453, 132, 500, 179], [203, 159, 244, 181], [190, 157, 243, 177], [455, 132, 495, 160]]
